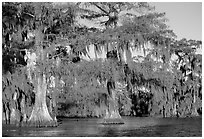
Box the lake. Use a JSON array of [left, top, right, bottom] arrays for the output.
[[2, 116, 202, 137]]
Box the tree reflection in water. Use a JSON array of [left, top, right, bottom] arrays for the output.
[[2, 116, 202, 137]]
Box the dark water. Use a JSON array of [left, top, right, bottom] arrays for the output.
[[2, 116, 202, 137]]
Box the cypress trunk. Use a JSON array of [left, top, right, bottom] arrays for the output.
[[191, 88, 199, 116], [26, 3, 58, 127], [20, 94, 27, 124], [28, 74, 57, 127], [102, 89, 124, 124], [104, 90, 121, 119], [10, 92, 21, 125], [101, 62, 124, 124]]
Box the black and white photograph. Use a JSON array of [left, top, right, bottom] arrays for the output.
[[1, 1, 202, 137]]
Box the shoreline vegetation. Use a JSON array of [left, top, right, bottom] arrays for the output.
[[2, 2, 202, 127]]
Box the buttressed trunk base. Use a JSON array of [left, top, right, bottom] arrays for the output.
[[27, 75, 58, 127], [101, 90, 124, 124]]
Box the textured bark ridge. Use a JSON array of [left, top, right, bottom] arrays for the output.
[[101, 90, 124, 124], [27, 74, 58, 127]]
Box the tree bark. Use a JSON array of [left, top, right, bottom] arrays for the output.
[[20, 93, 28, 125], [102, 88, 124, 124], [9, 91, 21, 125], [27, 74, 57, 127], [191, 88, 199, 116], [105, 89, 121, 118], [102, 63, 124, 124]]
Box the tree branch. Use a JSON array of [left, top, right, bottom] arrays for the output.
[[91, 2, 109, 15]]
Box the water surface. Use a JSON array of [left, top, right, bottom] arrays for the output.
[[2, 116, 202, 137]]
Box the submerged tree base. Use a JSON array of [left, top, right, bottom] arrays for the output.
[[99, 109, 125, 124], [26, 120, 58, 127], [100, 118, 124, 125]]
